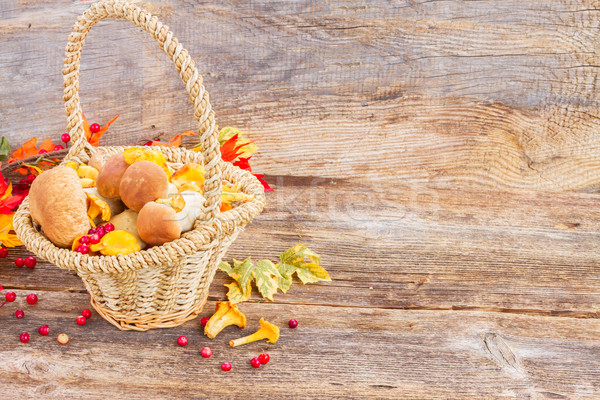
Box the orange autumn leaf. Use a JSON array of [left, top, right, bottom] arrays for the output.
[[150, 131, 195, 148], [83, 113, 120, 146], [9, 138, 59, 174]]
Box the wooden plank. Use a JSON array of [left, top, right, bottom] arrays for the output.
[[2, 176, 600, 315], [0, 293, 598, 399], [2, 1, 600, 189]]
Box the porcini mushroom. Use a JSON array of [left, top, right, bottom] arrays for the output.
[[229, 318, 280, 347], [96, 153, 130, 199], [137, 191, 205, 246], [204, 302, 247, 339], [28, 166, 90, 248], [119, 160, 169, 212], [88, 150, 110, 171]]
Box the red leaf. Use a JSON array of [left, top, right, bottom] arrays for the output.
[[233, 157, 252, 172], [253, 174, 273, 192]]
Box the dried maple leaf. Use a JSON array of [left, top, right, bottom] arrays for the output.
[[83, 113, 119, 146], [253, 174, 273, 192], [0, 214, 22, 247], [218, 245, 329, 303], [149, 131, 195, 147], [0, 167, 26, 214]]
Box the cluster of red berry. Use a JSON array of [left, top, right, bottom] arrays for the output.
[[75, 223, 115, 254], [1, 286, 93, 344], [173, 317, 299, 372], [0, 248, 37, 269]]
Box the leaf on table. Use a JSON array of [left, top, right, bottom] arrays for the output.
[[279, 244, 331, 285], [252, 260, 282, 301], [224, 281, 252, 304], [276, 262, 296, 294], [219, 245, 330, 303]]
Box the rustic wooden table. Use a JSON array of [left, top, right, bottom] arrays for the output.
[[1, 1, 600, 398]]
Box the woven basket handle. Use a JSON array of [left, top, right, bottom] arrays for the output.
[[62, 0, 222, 220]]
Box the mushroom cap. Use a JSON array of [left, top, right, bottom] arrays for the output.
[[96, 153, 130, 199], [88, 150, 110, 171], [119, 161, 169, 211], [29, 166, 90, 248], [137, 201, 182, 247]]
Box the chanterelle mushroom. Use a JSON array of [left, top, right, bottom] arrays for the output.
[[29, 166, 90, 248], [137, 191, 205, 246], [96, 153, 130, 199], [119, 160, 169, 212], [204, 302, 247, 339], [229, 318, 280, 347]]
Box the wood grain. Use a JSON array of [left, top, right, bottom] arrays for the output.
[[3, 176, 600, 315], [0, 293, 598, 399], [2, 1, 600, 398], [2, 1, 600, 190]]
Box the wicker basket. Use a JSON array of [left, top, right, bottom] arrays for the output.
[[13, 0, 266, 331]]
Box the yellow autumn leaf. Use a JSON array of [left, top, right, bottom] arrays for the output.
[[123, 147, 172, 177], [85, 192, 111, 226], [170, 163, 205, 193], [224, 281, 252, 304], [221, 184, 254, 204], [89, 230, 140, 256], [0, 214, 22, 247], [218, 126, 259, 159]]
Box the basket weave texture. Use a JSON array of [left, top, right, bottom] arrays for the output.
[[13, 0, 266, 331]]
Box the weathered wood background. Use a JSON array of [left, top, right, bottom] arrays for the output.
[[1, 0, 600, 398]]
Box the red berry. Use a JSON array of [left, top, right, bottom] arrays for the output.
[[82, 309, 92, 319], [200, 317, 209, 327], [103, 223, 115, 233], [87, 228, 97, 235], [177, 336, 188, 346], [0, 285, 3, 291], [24, 256, 37, 269], [38, 149, 47, 154], [250, 357, 261, 368], [61, 133, 71, 144], [5, 292, 16, 302], [19, 332, 29, 343], [38, 325, 49, 336], [200, 347, 212, 358], [221, 362, 232, 372], [258, 353, 270, 364], [90, 123, 101, 133], [19, 178, 27, 184], [53, 145, 64, 151], [26, 174, 36, 183], [15, 309, 24, 319], [89, 234, 101, 244], [79, 236, 90, 245], [26, 293, 38, 305], [76, 244, 89, 254], [15, 258, 24, 267], [76, 316, 87, 326], [95, 226, 105, 238], [0, 248, 8, 258], [288, 319, 298, 329]]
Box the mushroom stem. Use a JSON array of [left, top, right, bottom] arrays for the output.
[[204, 302, 246, 339], [229, 318, 279, 347]]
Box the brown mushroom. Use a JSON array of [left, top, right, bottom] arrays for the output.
[[119, 160, 169, 212], [136, 202, 181, 246], [88, 150, 110, 171], [137, 191, 205, 246], [29, 166, 90, 248], [96, 153, 130, 199]]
